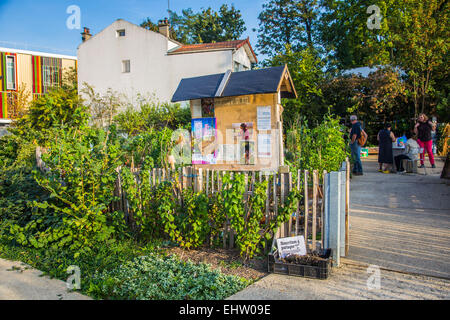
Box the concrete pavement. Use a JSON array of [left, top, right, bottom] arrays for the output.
[[0, 258, 91, 300], [228, 261, 450, 300], [347, 156, 450, 278], [230, 155, 450, 300]]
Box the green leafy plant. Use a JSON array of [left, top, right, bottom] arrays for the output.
[[6, 126, 126, 257], [121, 170, 213, 249], [220, 173, 301, 261], [87, 253, 249, 300], [286, 114, 349, 176]]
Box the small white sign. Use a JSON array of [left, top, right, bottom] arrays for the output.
[[257, 134, 271, 158], [277, 236, 307, 258], [257, 106, 271, 131]]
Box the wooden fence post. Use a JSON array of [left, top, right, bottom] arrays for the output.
[[198, 168, 203, 192], [304, 170, 309, 250], [273, 172, 279, 239], [229, 172, 234, 249], [211, 170, 215, 194], [312, 170, 318, 251], [220, 171, 227, 249], [287, 172, 292, 237], [295, 169, 301, 236], [264, 172, 270, 253], [280, 172, 285, 238]]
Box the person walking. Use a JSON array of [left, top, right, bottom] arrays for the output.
[[394, 131, 420, 173], [377, 123, 396, 173], [414, 113, 436, 168], [349, 115, 366, 175]]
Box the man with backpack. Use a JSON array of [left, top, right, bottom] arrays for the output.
[[349, 115, 367, 176]]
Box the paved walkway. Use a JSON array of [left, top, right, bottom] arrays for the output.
[[229, 261, 450, 300], [0, 258, 90, 300], [347, 155, 450, 278], [230, 155, 450, 300]]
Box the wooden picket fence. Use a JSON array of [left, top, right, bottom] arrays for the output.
[[110, 164, 351, 253]]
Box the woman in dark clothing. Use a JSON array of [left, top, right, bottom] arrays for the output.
[[377, 123, 396, 173], [414, 113, 435, 168]]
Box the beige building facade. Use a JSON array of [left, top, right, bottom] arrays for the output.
[[0, 47, 77, 122]]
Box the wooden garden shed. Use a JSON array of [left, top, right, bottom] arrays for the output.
[[171, 65, 297, 171]]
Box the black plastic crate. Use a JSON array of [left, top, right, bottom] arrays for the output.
[[268, 248, 332, 280]]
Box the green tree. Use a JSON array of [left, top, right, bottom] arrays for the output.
[[318, 0, 449, 117], [114, 98, 190, 136], [141, 17, 180, 40], [255, 0, 319, 57], [142, 5, 246, 44], [267, 46, 327, 126], [317, 0, 386, 70], [11, 89, 89, 144], [387, 0, 449, 117]]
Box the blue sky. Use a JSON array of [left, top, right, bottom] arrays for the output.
[[0, 0, 265, 58]]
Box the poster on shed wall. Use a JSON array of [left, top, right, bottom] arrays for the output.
[[257, 134, 271, 158], [191, 118, 217, 164], [257, 106, 271, 131]]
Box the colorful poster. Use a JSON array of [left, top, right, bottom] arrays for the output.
[[257, 106, 271, 131], [191, 118, 217, 164], [191, 119, 203, 164]]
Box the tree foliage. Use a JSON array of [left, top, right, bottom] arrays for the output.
[[317, 0, 449, 117], [286, 115, 349, 174], [256, 0, 449, 125], [267, 46, 327, 125], [142, 4, 246, 44], [114, 99, 190, 136], [255, 0, 319, 57]]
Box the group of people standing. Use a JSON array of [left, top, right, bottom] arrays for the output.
[[349, 113, 436, 175], [378, 113, 436, 173]]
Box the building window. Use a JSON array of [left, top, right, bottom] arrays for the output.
[[42, 64, 60, 89], [122, 60, 130, 73], [116, 29, 126, 37], [6, 55, 16, 90]]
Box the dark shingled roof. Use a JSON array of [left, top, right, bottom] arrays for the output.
[[171, 66, 296, 102], [171, 73, 224, 102]]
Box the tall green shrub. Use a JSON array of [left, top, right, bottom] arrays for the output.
[[6, 126, 126, 256], [286, 115, 349, 175]]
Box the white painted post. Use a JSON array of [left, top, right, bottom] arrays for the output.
[[328, 171, 341, 266], [340, 168, 346, 256]]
